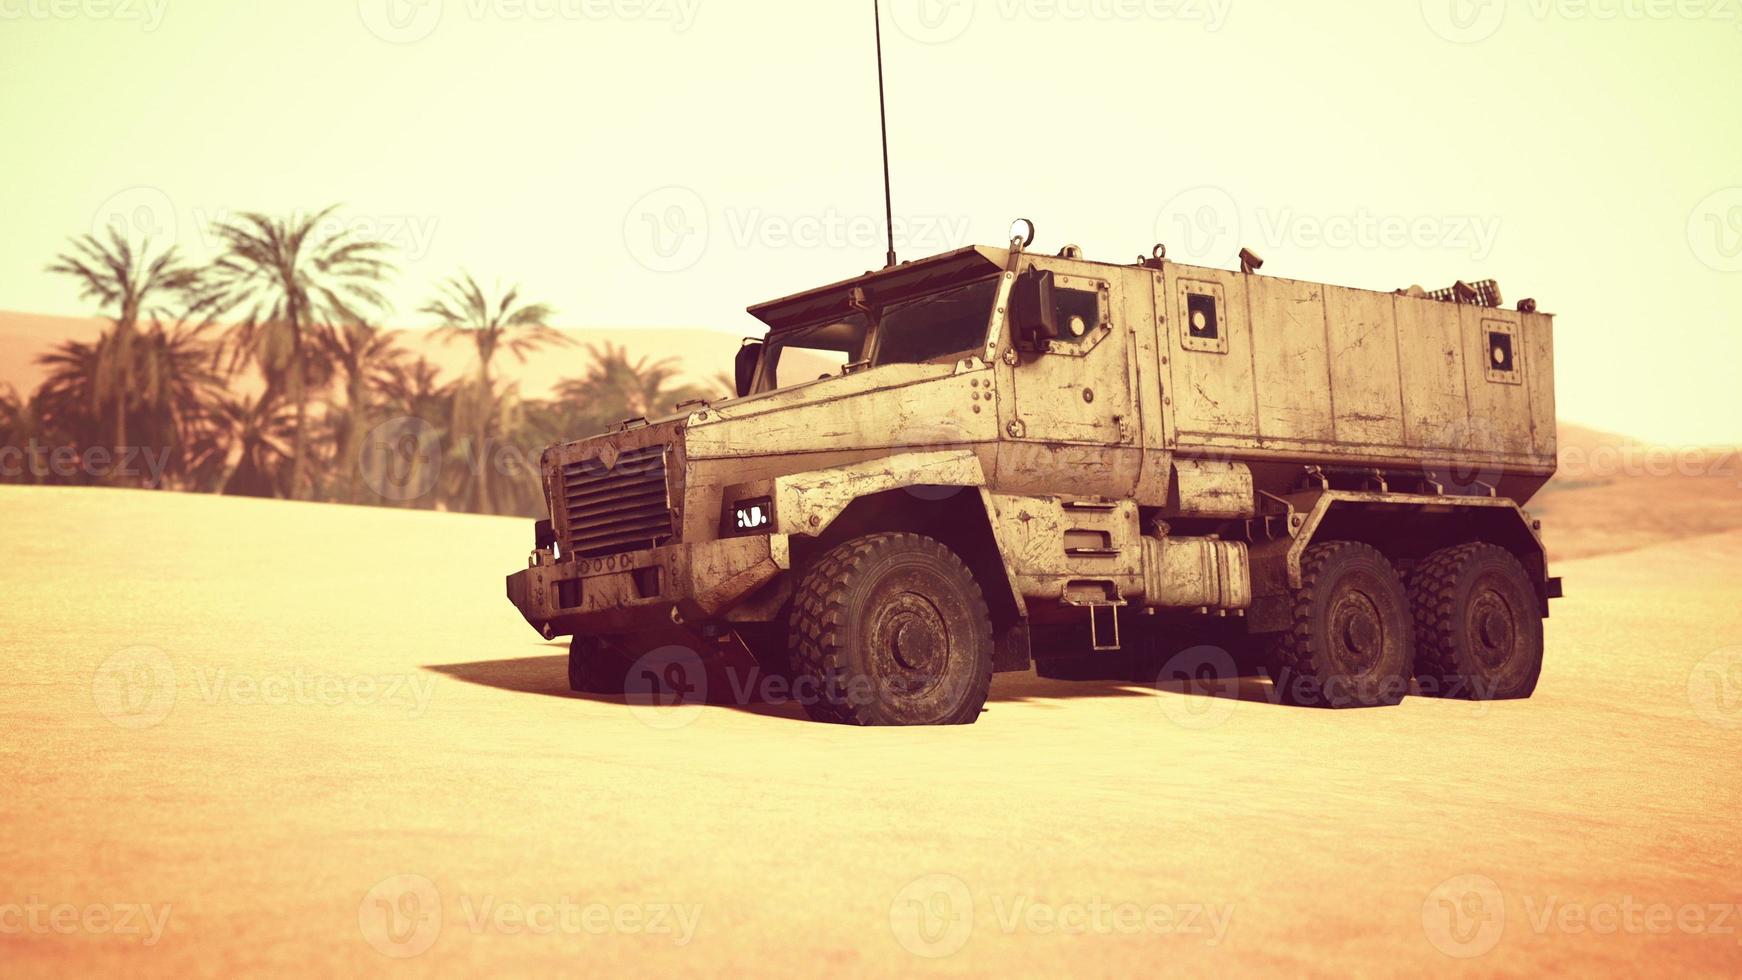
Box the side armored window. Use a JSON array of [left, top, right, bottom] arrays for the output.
[[1055, 288, 1100, 341], [1187, 292, 1219, 341]]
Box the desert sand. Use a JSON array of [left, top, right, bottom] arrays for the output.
[[2, 485, 1740, 977]]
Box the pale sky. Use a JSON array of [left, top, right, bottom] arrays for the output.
[[1, 0, 1738, 444]]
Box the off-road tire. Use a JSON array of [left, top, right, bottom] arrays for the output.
[[568, 634, 629, 695], [1408, 543, 1544, 700], [788, 532, 994, 726], [1267, 541, 1415, 708]]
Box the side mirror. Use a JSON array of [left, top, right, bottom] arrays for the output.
[[1010, 268, 1059, 347], [734, 340, 764, 397]]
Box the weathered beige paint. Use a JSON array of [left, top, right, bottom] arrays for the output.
[[512, 239, 1558, 639]]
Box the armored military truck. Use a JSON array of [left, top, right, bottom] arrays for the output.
[[506, 223, 1562, 725]]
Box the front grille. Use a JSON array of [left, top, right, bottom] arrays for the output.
[[559, 446, 674, 558]]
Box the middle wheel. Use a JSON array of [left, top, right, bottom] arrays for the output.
[[1267, 540, 1416, 708], [788, 532, 994, 726]]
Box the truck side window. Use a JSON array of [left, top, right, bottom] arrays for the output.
[[1483, 320, 1522, 385], [1187, 293, 1219, 341], [1055, 288, 1100, 342], [1178, 281, 1228, 354]]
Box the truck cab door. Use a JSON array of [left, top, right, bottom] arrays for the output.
[[1005, 270, 1135, 446]]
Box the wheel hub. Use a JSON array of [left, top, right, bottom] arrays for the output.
[[1330, 592, 1384, 673], [1469, 589, 1516, 668], [872, 592, 949, 692]]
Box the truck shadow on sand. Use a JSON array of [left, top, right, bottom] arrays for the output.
[[424, 648, 1282, 724]]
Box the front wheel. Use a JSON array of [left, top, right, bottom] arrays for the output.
[[568, 634, 629, 695], [789, 532, 994, 726]]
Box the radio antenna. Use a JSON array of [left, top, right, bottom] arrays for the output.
[[873, 0, 897, 269]]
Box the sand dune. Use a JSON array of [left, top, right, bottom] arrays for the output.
[[2, 486, 1740, 977]]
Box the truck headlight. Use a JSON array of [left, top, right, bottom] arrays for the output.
[[730, 497, 773, 534]]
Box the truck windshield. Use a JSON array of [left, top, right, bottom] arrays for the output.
[[873, 278, 997, 367], [763, 315, 868, 390], [757, 277, 998, 392]]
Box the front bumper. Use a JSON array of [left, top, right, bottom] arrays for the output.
[[506, 534, 791, 637]]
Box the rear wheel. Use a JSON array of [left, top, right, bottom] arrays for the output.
[[1408, 543, 1544, 700], [789, 532, 994, 726], [1267, 541, 1415, 708]]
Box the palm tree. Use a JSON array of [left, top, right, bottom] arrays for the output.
[[185, 392, 296, 498], [199, 206, 395, 499], [319, 322, 407, 503], [555, 342, 708, 425], [420, 273, 567, 513], [420, 274, 566, 389], [373, 356, 451, 510], [34, 337, 105, 457], [126, 320, 223, 486], [0, 385, 47, 485], [45, 228, 202, 471]]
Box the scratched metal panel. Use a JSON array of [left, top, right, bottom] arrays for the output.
[[1166, 266, 1257, 439], [1248, 276, 1333, 441], [1521, 312, 1557, 459], [1394, 293, 1470, 448], [1460, 305, 1534, 458], [1323, 286, 1406, 446]]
